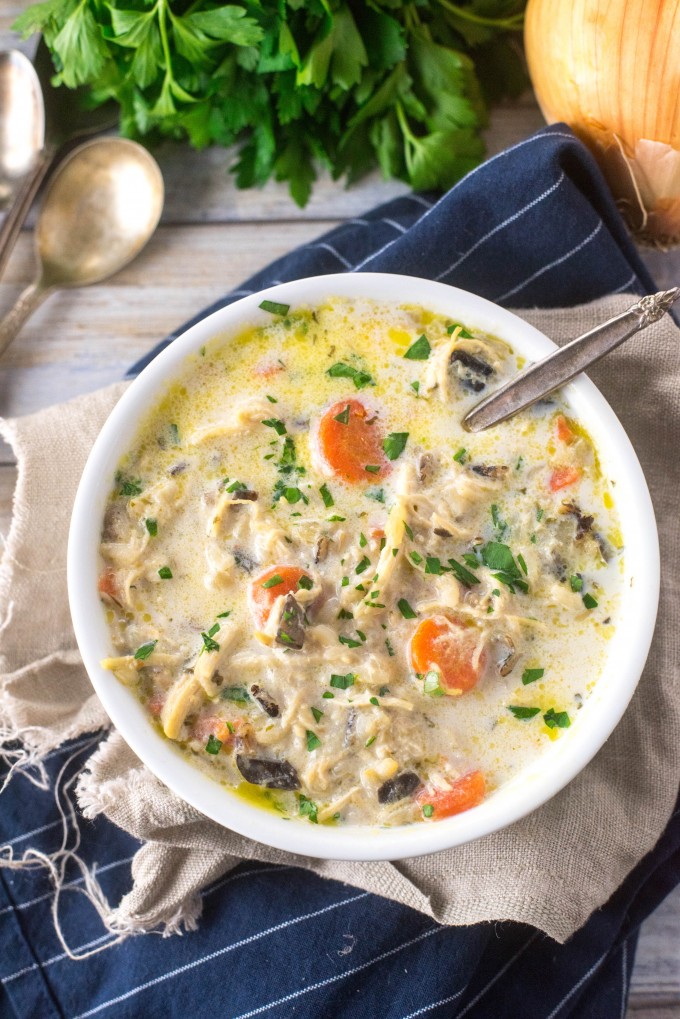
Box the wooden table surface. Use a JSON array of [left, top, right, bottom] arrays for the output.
[[1, 7, 679, 1015]]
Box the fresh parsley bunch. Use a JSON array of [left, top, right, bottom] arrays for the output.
[[14, 0, 527, 206]]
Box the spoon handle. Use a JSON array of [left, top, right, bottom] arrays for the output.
[[0, 280, 51, 358], [0, 147, 54, 283], [463, 288, 680, 432]]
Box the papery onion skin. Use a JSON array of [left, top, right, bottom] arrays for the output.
[[525, 0, 680, 245]]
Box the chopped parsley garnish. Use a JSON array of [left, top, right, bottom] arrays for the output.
[[262, 573, 283, 589], [383, 432, 409, 461], [339, 635, 362, 648], [544, 708, 571, 729], [463, 552, 480, 569], [259, 299, 290, 316], [570, 574, 583, 592], [169, 423, 180, 446], [226, 479, 247, 493], [299, 794, 318, 823], [297, 575, 313, 591], [366, 487, 385, 503], [404, 522, 414, 540], [365, 464, 381, 474], [522, 667, 545, 685], [119, 477, 143, 498], [453, 448, 467, 464], [410, 551, 424, 565], [311, 706, 324, 723], [334, 404, 350, 424], [404, 334, 431, 360], [266, 394, 278, 403], [205, 734, 222, 754], [508, 705, 541, 719], [379, 685, 390, 696], [423, 670, 444, 696], [322, 691, 335, 699], [359, 532, 368, 547], [536, 507, 544, 522], [341, 576, 349, 586], [397, 598, 417, 619], [133, 640, 157, 661], [273, 482, 308, 505], [447, 323, 473, 338], [422, 804, 434, 818], [278, 436, 297, 472], [337, 608, 353, 620], [201, 623, 221, 653], [424, 556, 443, 575], [305, 730, 321, 751], [385, 638, 395, 657], [329, 514, 346, 522], [330, 672, 355, 689], [158, 566, 173, 579], [327, 362, 375, 389], [410, 381, 420, 395], [220, 686, 250, 703], [583, 593, 598, 609], [448, 558, 480, 588], [365, 735, 377, 748], [216, 610, 231, 619], [370, 696, 379, 706], [517, 554, 528, 576], [490, 503, 507, 536], [356, 556, 371, 574], [319, 483, 334, 508], [261, 418, 287, 435], [145, 518, 157, 536], [480, 541, 528, 594], [356, 629, 367, 642]]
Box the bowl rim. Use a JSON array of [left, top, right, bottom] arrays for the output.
[[67, 272, 660, 861]]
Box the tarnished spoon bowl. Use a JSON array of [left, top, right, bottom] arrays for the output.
[[0, 50, 44, 209], [0, 136, 164, 357]]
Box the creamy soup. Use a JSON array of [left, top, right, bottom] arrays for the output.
[[98, 297, 622, 827]]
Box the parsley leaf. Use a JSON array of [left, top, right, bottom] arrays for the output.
[[404, 335, 431, 360], [383, 432, 409, 460], [327, 363, 375, 389]]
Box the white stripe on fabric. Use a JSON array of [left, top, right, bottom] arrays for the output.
[[351, 236, 402, 271], [69, 892, 370, 1019], [382, 218, 408, 234], [4, 817, 63, 847], [495, 221, 604, 303], [399, 988, 466, 1019], [620, 941, 628, 1019], [230, 925, 443, 1019], [543, 949, 608, 1019], [406, 194, 434, 210], [0, 854, 136, 917], [434, 173, 566, 281], [3, 933, 115, 983], [455, 932, 539, 1018], [307, 243, 353, 268], [611, 272, 637, 295], [406, 130, 579, 232]]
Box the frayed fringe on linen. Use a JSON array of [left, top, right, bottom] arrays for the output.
[[0, 735, 202, 959]]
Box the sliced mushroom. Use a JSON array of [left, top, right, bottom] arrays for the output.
[[451, 349, 494, 393], [168, 461, 189, 476], [417, 453, 435, 485], [250, 684, 279, 717], [434, 527, 452, 538], [276, 594, 306, 650], [236, 489, 258, 502], [234, 548, 258, 573], [236, 755, 300, 790], [314, 535, 330, 564], [471, 464, 508, 480], [377, 771, 421, 804], [560, 501, 594, 539], [496, 634, 519, 677]]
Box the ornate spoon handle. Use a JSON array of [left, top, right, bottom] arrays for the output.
[[463, 288, 680, 432]]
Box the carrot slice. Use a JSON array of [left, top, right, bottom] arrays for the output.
[[98, 568, 120, 603], [316, 399, 389, 483], [555, 414, 576, 444], [248, 565, 311, 630], [191, 715, 239, 744], [410, 615, 485, 695], [254, 360, 285, 379], [549, 466, 582, 491], [417, 771, 486, 819]]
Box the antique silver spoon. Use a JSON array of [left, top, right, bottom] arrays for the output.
[[0, 50, 44, 210], [463, 288, 680, 432], [0, 136, 164, 358]]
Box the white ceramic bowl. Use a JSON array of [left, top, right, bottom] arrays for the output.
[[68, 273, 659, 861]]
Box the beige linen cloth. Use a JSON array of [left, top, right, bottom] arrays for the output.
[[1, 294, 678, 948]]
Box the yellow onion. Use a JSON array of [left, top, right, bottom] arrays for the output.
[[525, 0, 680, 244]]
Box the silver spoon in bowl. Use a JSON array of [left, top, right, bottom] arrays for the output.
[[462, 288, 680, 432], [0, 136, 164, 358]]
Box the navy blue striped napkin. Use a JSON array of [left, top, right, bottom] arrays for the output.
[[2, 125, 677, 1019]]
